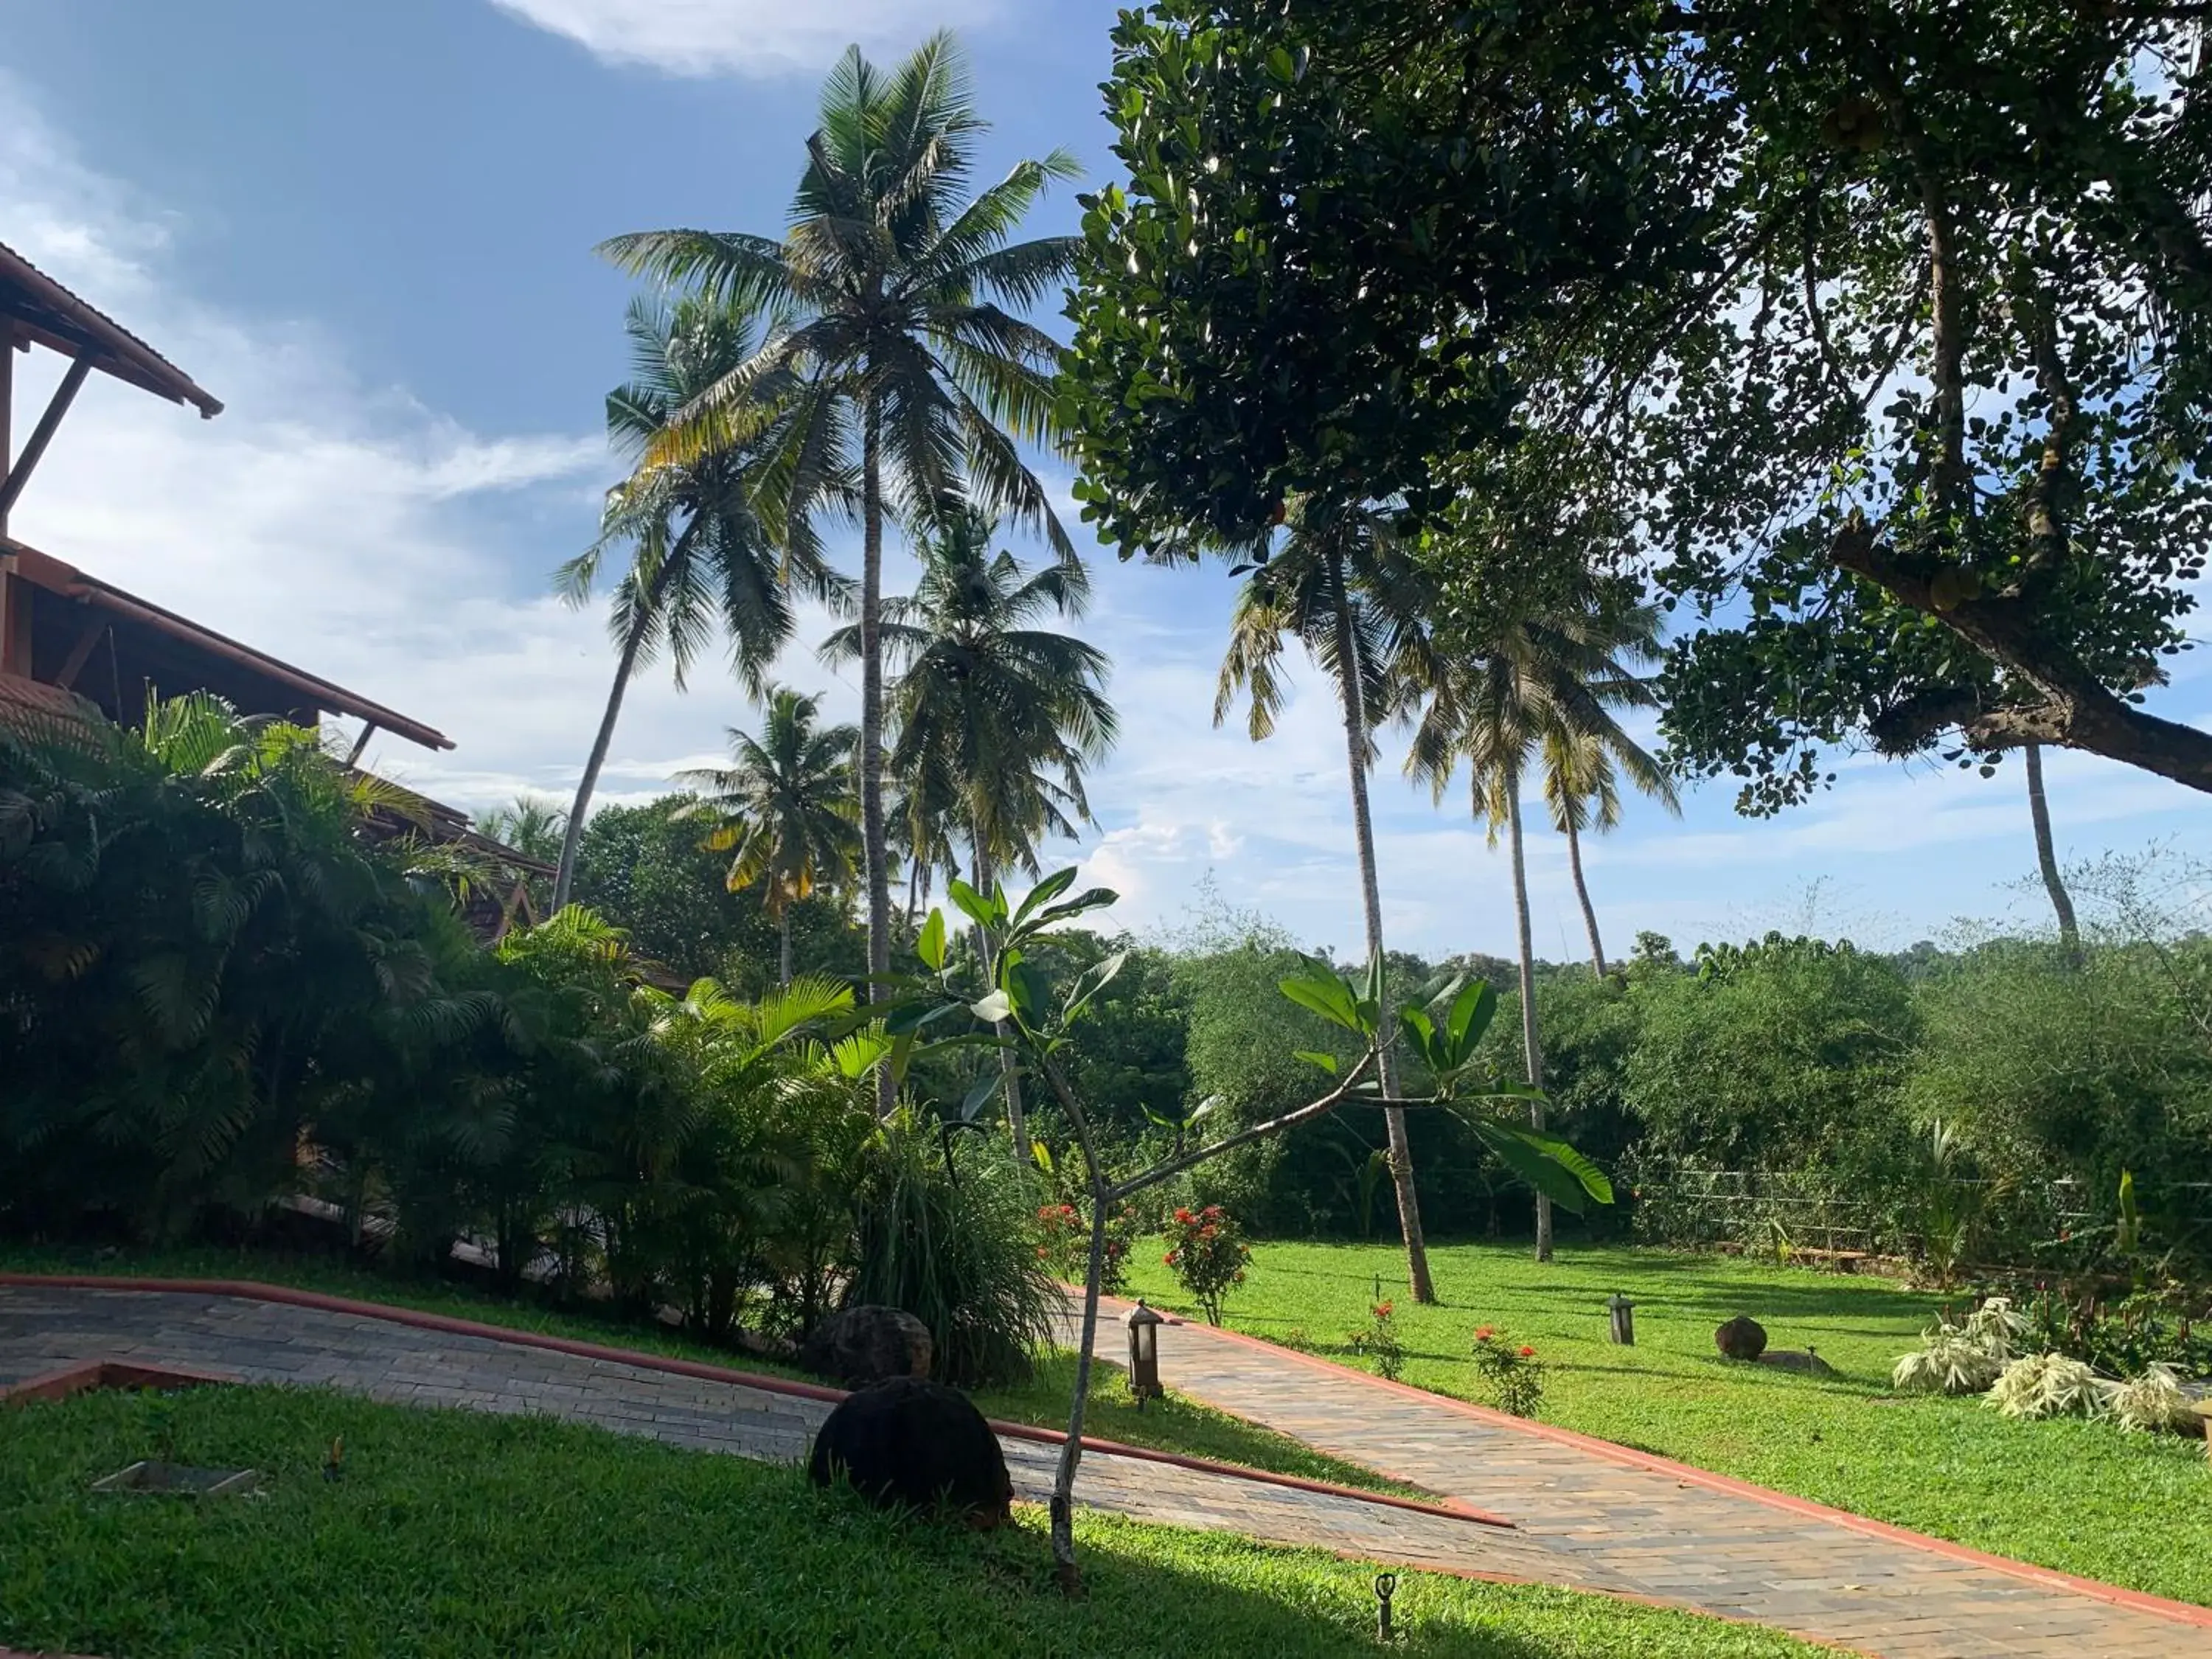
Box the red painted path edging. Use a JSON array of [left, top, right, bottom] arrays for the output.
[[0, 1273, 1509, 1530], [1099, 1292, 2212, 1633]]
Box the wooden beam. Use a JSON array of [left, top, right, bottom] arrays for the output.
[[345, 720, 380, 766], [52, 608, 106, 691], [0, 325, 14, 539], [0, 354, 92, 524]]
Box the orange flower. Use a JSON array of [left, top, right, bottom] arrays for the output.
[[1474, 1325, 1495, 1341], [1518, 1345, 1536, 1358], [1374, 1301, 1394, 1319]]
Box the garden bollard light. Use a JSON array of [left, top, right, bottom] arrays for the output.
[[1125, 1299, 1164, 1410], [1607, 1293, 1635, 1346], [1374, 1571, 1397, 1640]]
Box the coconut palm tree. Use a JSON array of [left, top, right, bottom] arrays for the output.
[[550, 295, 844, 911], [479, 796, 567, 867], [827, 507, 1115, 1148], [1409, 587, 1666, 1263], [1213, 498, 1442, 1304], [599, 32, 1079, 1112], [678, 687, 862, 986], [1540, 723, 1680, 979]]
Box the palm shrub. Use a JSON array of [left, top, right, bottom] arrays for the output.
[[1893, 1296, 2028, 1395], [846, 1110, 1059, 1385], [1986, 1352, 2117, 1421], [2109, 1363, 2198, 1434]]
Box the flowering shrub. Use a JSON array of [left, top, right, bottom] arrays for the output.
[[1035, 1201, 1135, 1297], [1346, 1299, 1405, 1381], [1471, 1325, 1545, 1417], [1163, 1204, 1251, 1324]]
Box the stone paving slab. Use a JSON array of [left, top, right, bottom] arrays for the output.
[[1061, 1298, 2211, 1659], [0, 1287, 1562, 1592]]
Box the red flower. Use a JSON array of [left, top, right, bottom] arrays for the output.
[[1475, 1326, 1495, 1342], [1173, 1208, 1194, 1225], [1203, 1205, 1222, 1219], [1518, 1346, 1536, 1358], [1374, 1301, 1394, 1320], [1164, 1251, 1179, 1265]]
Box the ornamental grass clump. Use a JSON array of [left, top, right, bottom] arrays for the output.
[[2108, 1363, 2198, 1434], [1163, 1205, 1251, 1326], [1984, 1352, 2117, 1421], [1892, 1295, 2026, 1395]]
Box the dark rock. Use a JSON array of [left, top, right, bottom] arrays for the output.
[[807, 1377, 1012, 1527], [1715, 1315, 1768, 1362], [801, 1305, 933, 1386]]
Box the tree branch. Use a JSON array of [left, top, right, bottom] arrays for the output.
[[1108, 1051, 1379, 1202]]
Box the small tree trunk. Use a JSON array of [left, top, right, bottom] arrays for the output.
[[1048, 1180, 1109, 1593], [1328, 566, 1433, 1304], [860, 407, 894, 1115], [2024, 742, 2081, 964], [1562, 811, 1607, 978], [1506, 770, 1552, 1262], [778, 908, 793, 987], [970, 845, 1029, 1157]]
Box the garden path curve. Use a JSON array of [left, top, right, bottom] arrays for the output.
[[1064, 1294, 2211, 1659], [2, 1279, 2206, 1659]]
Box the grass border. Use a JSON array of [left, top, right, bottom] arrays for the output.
[[1100, 1291, 2212, 1634]]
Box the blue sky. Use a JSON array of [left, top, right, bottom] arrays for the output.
[[4, 0, 2207, 962]]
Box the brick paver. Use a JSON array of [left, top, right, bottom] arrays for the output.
[[1062, 1298, 2208, 1659]]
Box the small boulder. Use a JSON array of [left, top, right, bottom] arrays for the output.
[[801, 1305, 933, 1386], [1715, 1315, 1768, 1362], [807, 1377, 1012, 1528]]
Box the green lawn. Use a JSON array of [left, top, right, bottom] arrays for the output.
[[0, 1383, 1824, 1659], [1120, 1239, 2212, 1607], [0, 1243, 1418, 1499]]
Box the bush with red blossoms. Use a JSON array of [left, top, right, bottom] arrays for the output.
[[1035, 1201, 1135, 1297], [1162, 1204, 1251, 1325], [1470, 1324, 1546, 1418], [1346, 1298, 1405, 1381]]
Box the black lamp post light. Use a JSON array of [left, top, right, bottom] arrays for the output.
[[1124, 1299, 1164, 1408]]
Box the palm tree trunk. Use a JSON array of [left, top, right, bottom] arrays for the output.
[[860, 406, 894, 1115], [553, 594, 661, 912], [2024, 742, 2081, 964], [971, 844, 1029, 1158], [1562, 811, 1607, 978], [1506, 769, 1552, 1262], [779, 908, 793, 988], [1329, 571, 1434, 1304]]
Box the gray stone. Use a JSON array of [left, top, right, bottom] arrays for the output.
[[1756, 1348, 1834, 1377], [1714, 1315, 1768, 1362], [800, 1304, 933, 1386]]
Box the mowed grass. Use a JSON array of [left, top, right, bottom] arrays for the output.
[[0, 1384, 1828, 1659], [1119, 1239, 2212, 1607], [0, 1243, 1416, 1498]]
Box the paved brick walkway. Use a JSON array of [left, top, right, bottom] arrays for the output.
[[1062, 1298, 2209, 1659], [0, 1287, 1565, 1588], [6, 1283, 2207, 1659]]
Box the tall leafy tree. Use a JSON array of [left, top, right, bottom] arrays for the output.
[[600, 32, 1080, 1111], [677, 687, 862, 987], [1214, 498, 1441, 1302], [828, 507, 1115, 1147], [551, 295, 842, 910], [1540, 720, 1680, 979], [1410, 586, 1666, 1262]]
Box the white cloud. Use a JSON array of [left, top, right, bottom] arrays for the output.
[[484, 0, 1001, 77]]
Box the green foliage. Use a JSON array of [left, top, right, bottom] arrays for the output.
[[1163, 1203, 1251, 1326], [846, 1111, 1060, 1385], [1470, 1326, 1547, 1419], [1343, 1297, 1405, 1382], [573, 794, 863, 990]]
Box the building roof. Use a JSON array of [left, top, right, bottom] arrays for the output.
[[0, 240, 223, 418], [4, 538, 454, 750]]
